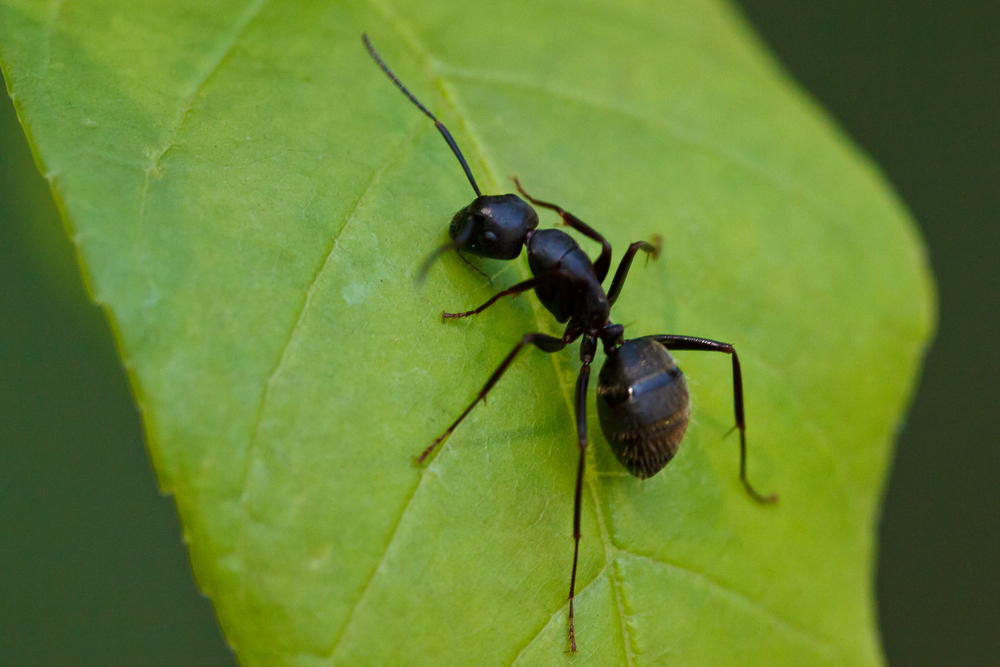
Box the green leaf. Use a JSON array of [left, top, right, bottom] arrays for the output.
[[0, 0, 934, 665]]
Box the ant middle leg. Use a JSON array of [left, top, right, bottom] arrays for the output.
[[442, 277, 541, 320], [417, 332, 567, 463], [606, 235, 662, 306], [653, 335, 778, 504], [513, 177, 613, 282]]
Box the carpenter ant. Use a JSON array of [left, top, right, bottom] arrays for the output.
[[363, 33, 777, 653]]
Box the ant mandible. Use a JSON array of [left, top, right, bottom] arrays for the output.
[[363, 33, 777, 653]]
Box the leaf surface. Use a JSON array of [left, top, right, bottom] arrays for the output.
[[0, 1, 933, 665]]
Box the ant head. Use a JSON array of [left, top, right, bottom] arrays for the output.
[[450, 194, 539, 260]]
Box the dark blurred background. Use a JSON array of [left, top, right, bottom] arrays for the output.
[[1, 2, 997, 665]]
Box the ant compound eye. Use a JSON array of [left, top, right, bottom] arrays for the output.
[[484, 231, 498, 243]]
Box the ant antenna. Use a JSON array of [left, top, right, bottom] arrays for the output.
[[363, 33, 483, 197]]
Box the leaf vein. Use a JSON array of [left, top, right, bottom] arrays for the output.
[[617, 547, 844, 660], [148, 0, 269, 175], [586, 452, 637, 665], [234, 122, 425, 543], [134, 0, 270, 292], [439, 67, 854, 233], [234, 119, 432, 661], [324, 474, 424, 659], [39, 0, 65, 80], [507, 563, 612, 667], [449, 67, 791, 185]]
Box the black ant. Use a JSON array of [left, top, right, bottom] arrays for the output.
[[363, 33, 777, 653]]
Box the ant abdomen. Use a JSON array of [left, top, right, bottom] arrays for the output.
[[597, 337, 691, 479]]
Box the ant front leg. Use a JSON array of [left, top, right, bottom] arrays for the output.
[[606, 235, 662, 306], [442, 277, 541, 321], [417, 332, 567, 463], [567, 335, 596, 654], [513, 177, 613, 282], [654, 335, 778, 504]]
